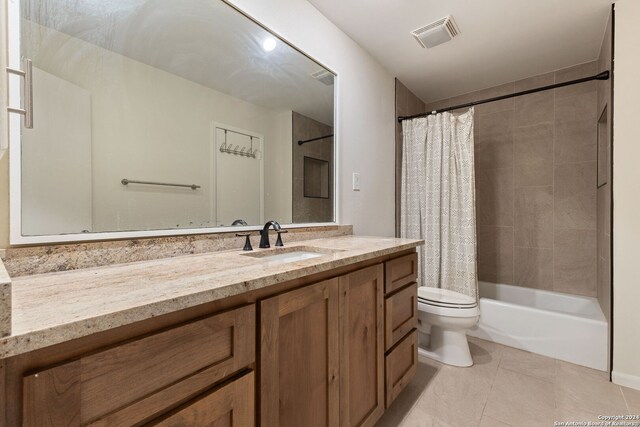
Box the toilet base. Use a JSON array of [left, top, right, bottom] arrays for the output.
[[418, 325, 474, 367]]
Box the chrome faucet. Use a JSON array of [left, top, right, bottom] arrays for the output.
[[259, 220, 282, 248]]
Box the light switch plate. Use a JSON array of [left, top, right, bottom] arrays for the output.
[[352, 172, 361, 191]]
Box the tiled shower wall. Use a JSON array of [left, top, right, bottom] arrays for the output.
[[424, 62, 599, 297], [292, 111, 334, 223], [596, 12, 613, 322], [395, 79, 426, 237]]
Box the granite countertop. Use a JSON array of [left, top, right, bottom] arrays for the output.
[[0, 236, 422, 359]]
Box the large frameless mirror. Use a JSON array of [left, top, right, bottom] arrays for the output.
[[9, 0, 335, 242]]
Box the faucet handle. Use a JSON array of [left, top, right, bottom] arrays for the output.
[[236, 233, 253, 251], [275, 229, 288, 247]]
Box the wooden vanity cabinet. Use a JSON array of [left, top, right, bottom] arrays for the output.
[[21, 305, 255, 427], [260, 264, 386, 427], [11, 249, 419, 427]]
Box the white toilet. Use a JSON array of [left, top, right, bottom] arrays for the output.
[[417, 287, 480, 367]]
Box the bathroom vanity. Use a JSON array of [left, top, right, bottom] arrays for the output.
[[0, 236, 421, 426]]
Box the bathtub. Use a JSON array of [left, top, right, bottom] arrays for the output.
[[468, 281, 608, 371]]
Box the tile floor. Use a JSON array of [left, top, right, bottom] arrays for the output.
[[376, 337, 640, 427]]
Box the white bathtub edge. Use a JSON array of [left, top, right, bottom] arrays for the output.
[[612, 371, 640, 391]]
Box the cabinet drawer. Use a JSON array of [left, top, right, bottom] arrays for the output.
[[384, 253, 418, 295], [385, 283, 418, 351], [149, 371, 254, 427], [23, 304, 255, 426], [385, 329, 417, 408]]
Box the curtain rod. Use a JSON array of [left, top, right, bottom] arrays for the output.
[[397, 70, 610, 123], [298, 134, 334, 145]]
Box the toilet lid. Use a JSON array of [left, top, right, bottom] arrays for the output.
[[418, 287, 476, 307]]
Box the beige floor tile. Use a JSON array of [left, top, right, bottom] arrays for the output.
[[467, 336, 505, 379], [554, 405, 605, 425], [498, 346, 556, 383], [399, 404, 456, 427], [410, 364, 494, 426], [376, 361, 440, 427], [621, 386, 640, 413], [483, 368, 555, 425], [555, 360, 627, 414], [479, 415, 512, 427]]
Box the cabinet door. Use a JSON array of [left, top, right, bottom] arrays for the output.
[[260, 278, 340, 427], [149, 371, 254, 427], [339, 264, 385, 427]]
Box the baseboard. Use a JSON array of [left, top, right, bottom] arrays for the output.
[[612, 370, 640, 391]]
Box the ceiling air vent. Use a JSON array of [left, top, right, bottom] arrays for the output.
[[411, 16, 460, 48], [311, 69, 334, 86]]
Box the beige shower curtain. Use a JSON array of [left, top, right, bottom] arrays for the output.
[[400, 108, 478, 299]]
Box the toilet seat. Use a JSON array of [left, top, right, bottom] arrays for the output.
[[418, 299, 480, 317], [418, 287, 477, 308]]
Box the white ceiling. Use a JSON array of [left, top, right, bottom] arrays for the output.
[[23, 0, 335, 125], [308, 0, 612, 103]]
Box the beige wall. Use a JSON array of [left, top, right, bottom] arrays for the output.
[[612, 0, 640, 389], [424, 63, 599, 297], [230, 0, 396, 238]]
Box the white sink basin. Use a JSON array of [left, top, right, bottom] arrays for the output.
[[241, 246, 340, 263], [254, 251, 325, 263]]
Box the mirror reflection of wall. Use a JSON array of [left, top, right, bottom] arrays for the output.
[[292, 112, 334, 223], [17, 0, 335, 236]]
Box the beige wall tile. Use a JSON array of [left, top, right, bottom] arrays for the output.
[[476, 168, 514, 226], [424, 91, 478, 115], [514, 247, 553, 290], [514, 186, 553, 248], [597, 185, 606, 258], [476, 110, 514, 169], [515, 72, 555, 92], [514, 123, 554, 187], [554, 91, 597, 164], [514, 91, 554, 127], [555, 61, 598, 98], [514, 72, 555, 127], [554, 162, 597, 230], [553, 229, 597, 296], [477, 225, 514, 283], [474, 82, 515, 115], [598, 255, 611, 322]]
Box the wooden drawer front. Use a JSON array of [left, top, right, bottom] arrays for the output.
[[384, 253, 418, 295], [385, 283, 418, 351], [23, 305, 255, 426], [385, 329, 417, 408], [149, 371, 254, 427]]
